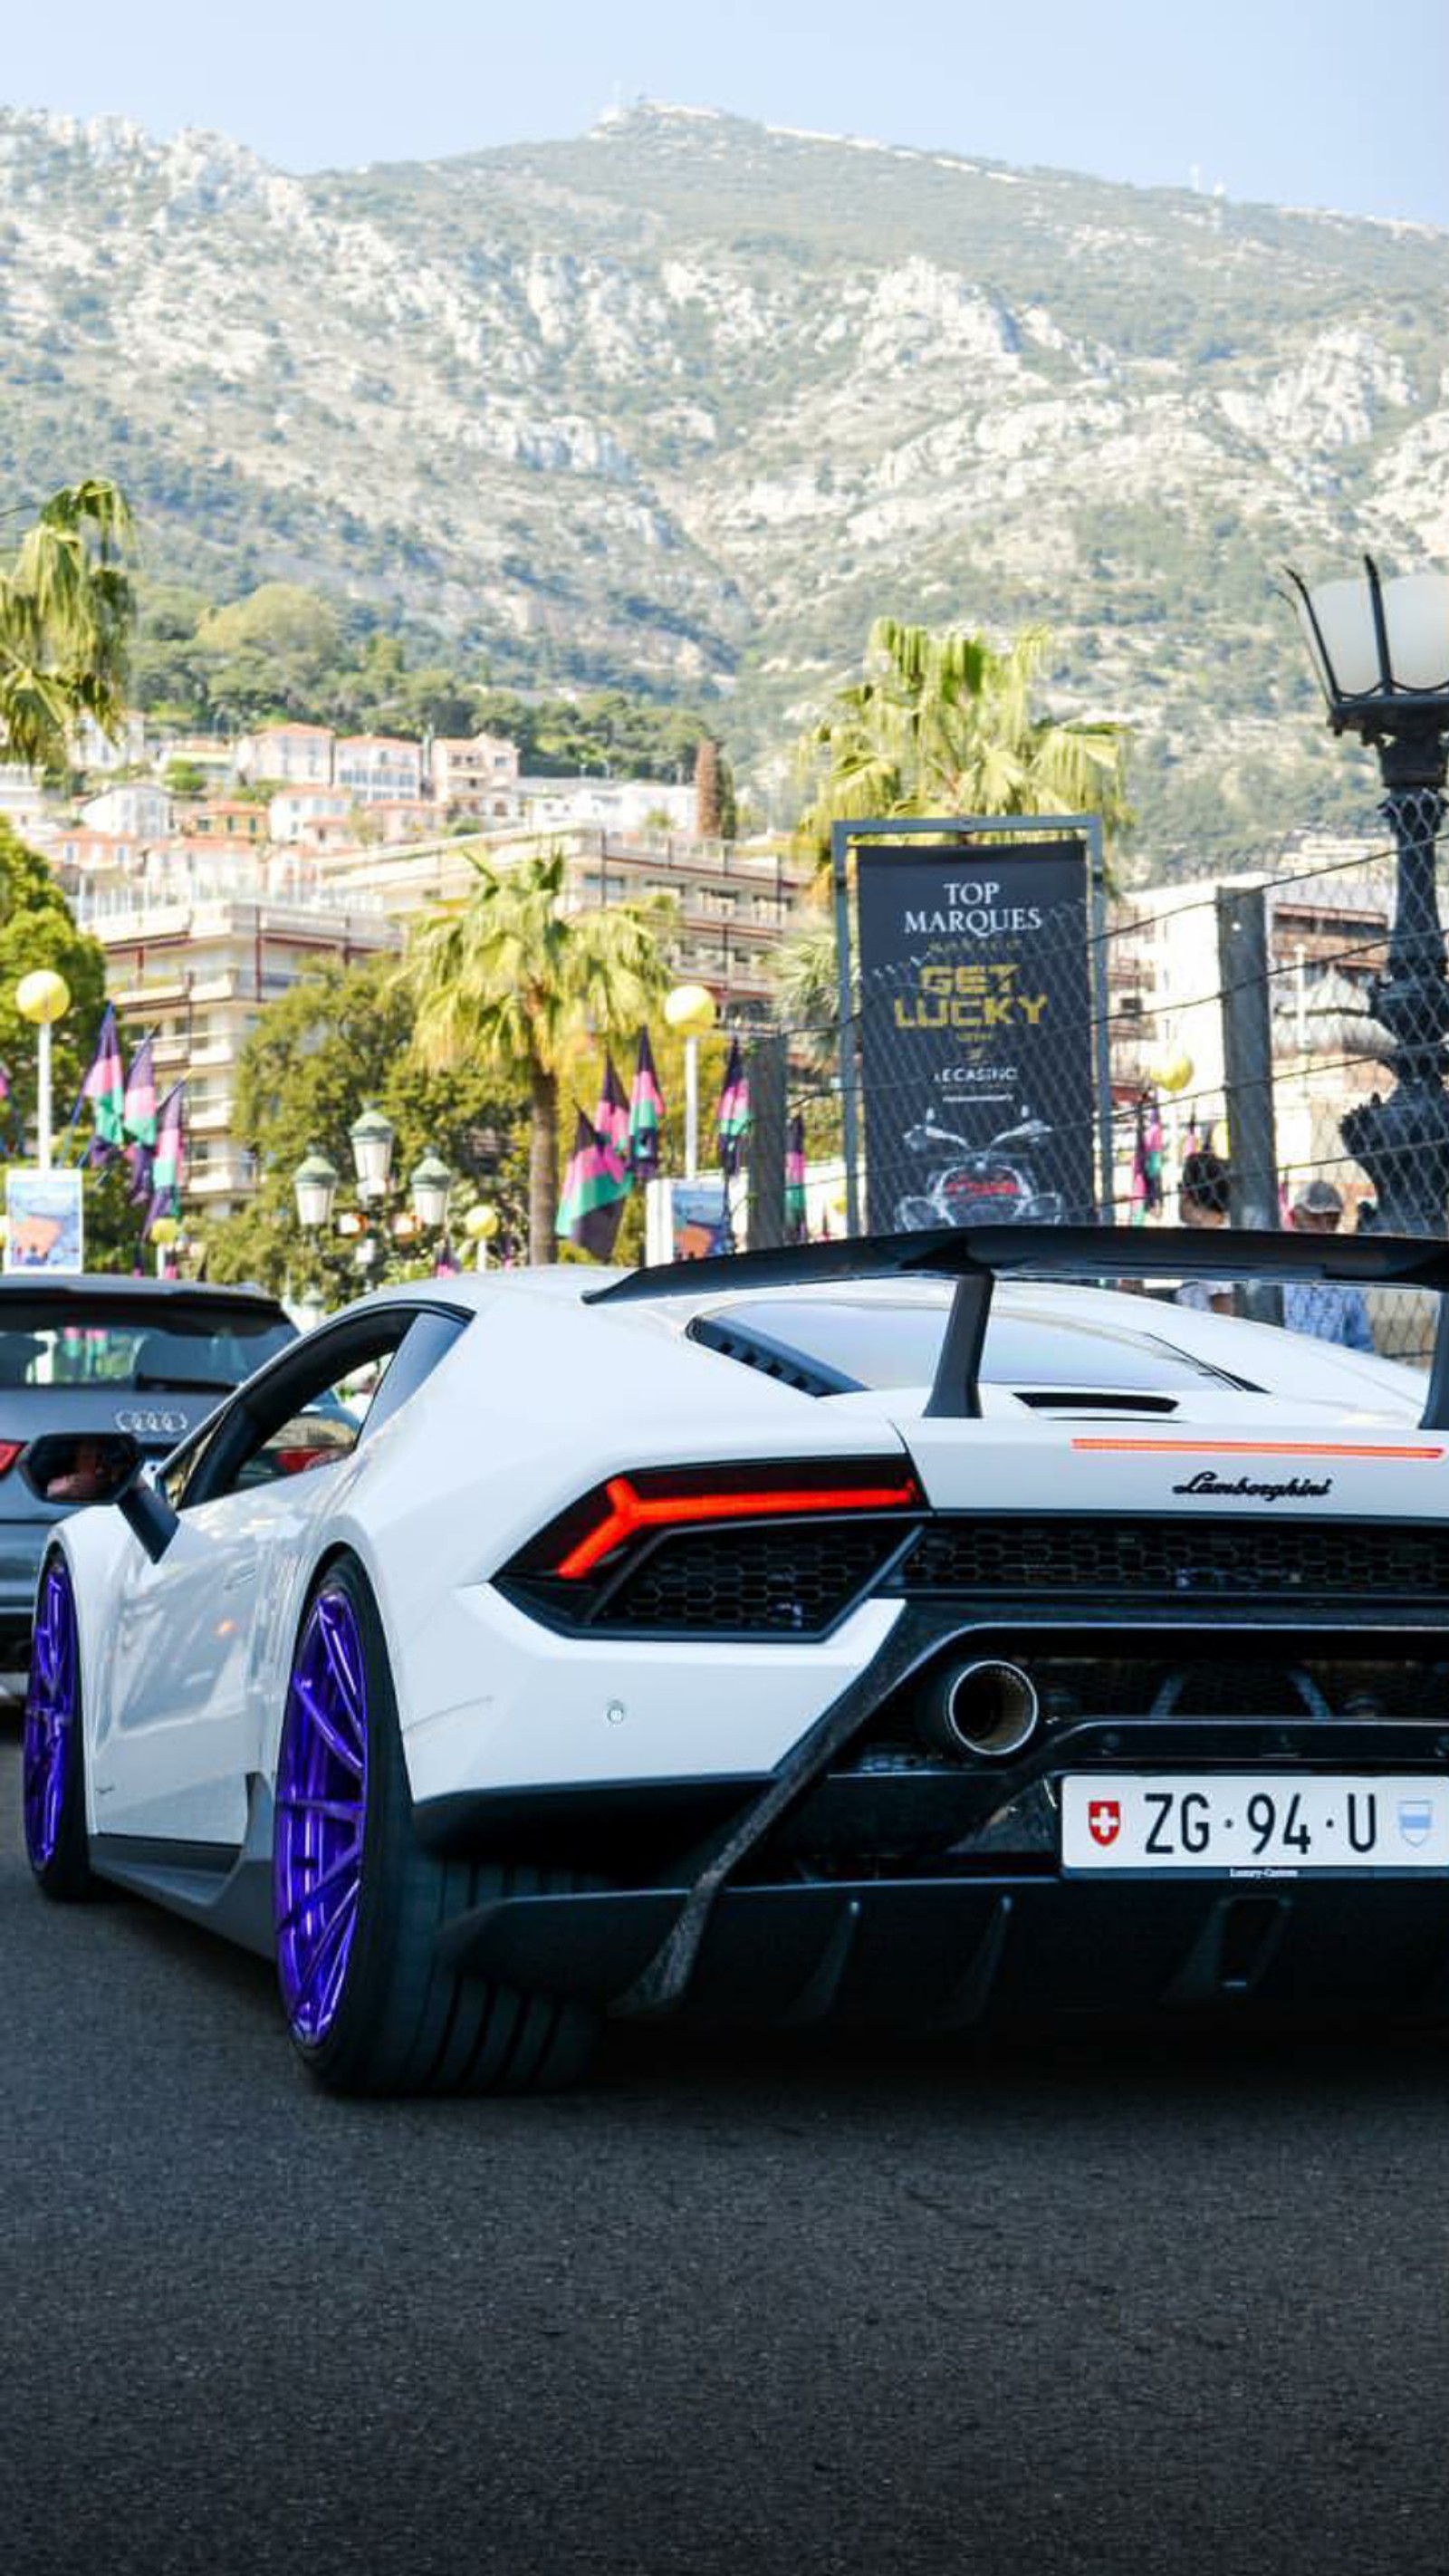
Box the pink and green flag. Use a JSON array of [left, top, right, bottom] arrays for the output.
[[785, 1110, 807, 1241], [628, 1027, 665, 1181], [715, 1036, 750, 1178], [593, 1054, 632, 1176], [123, 1035, 158, 1149], [82, 1004, 126, 1163], [144, 1081, 186, 1238], [557, 1105, 631, 1261]]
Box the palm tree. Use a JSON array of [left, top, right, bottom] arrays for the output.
[[404, 850, 668, 1261], [795, 616, 1130, 873], [0, 481, 136, 768]]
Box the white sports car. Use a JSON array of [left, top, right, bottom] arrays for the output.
[[22, 1225, 1449, 2095]]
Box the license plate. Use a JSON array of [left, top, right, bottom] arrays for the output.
[[1060, 1774, 1449, 1875]]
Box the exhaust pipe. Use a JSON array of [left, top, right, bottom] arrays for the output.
[[919, 1658, 1041, 1763]]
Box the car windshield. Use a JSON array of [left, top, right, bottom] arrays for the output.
[[705, 1293, 1243, 1394], [0, 1297, 293, 1390]]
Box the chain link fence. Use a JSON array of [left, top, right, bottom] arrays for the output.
[[743, 813, 1449, 1368]]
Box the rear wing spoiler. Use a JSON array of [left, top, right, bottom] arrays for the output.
[[589, 1223, 1449, 1428]]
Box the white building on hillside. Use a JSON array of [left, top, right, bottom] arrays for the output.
[[431, 732, 521, 818], [236, 723, 336, 786], [517, 776, 693, 833], [80, 782, 173, 840], [335, 735, 424, 803], [269, 788, 350, 844]]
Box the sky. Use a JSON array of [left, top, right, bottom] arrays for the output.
[[4, 0, 1447, 230]]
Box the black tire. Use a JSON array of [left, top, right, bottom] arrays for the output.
[[277, 1552, 600, 2098], [24, 1551, 97, 1903]]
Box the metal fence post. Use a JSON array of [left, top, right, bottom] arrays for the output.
[[1215, 878, 1281, 1322], [831, 824, 862, 1237], [747, 1033, 788, 1252]]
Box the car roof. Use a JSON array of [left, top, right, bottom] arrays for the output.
[[0, 1274, 285, 1312]]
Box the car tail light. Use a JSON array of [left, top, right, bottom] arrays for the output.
[[0, 1441, 24, 1478], [500, 1458, 923, 1638]]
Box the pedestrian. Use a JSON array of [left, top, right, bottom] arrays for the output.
[[1282, 1178, 1375, 1353], [1176, 1146, 1233, 1317]]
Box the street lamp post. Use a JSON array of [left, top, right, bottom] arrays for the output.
[[664, 982, 717, 1180], [1286, 558, 1449, 1233], [14, 970, 72, 1172]]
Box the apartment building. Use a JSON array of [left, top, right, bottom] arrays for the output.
[[80, 781, 173, 841], [237, 723, 336, 786], [431, 732, 521, 818], [76, 870, 400, 1218], [311, 823, 811, 1020], [268, 789, 350, 844], [334, 735, 425, 804]]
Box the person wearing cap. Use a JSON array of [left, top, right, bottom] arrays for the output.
[[1283, 1179, 1375, 1352]]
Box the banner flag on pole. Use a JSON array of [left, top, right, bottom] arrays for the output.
[[144, 1081, 186, 1238], [593, 1053, 632, 1178], [785, 1111, 807, 1241], [628, 1027, 665, 1181], [123, 1036, 158, 1148], [80, 1004, 126, 1164], [715, 1036, 750, 1177], [557, 1105, 631, 1260]]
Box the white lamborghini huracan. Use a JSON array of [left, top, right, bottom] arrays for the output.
[[22, 1224, 1449, 2095]]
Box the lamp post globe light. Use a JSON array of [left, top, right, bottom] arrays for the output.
[[349, 1106, 396, 1202], [293, 1149, 341, 1233], [409, 1152, 454, 1232], [1287, 556, 1449, 1233]]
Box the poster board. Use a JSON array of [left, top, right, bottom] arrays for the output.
[[855, 841, 1093, 1234], [5, 1168, 84, 1274]]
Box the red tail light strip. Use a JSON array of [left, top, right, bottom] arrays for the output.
[[556, 1471, 922, 1581]]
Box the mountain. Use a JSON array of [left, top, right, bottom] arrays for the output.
[[3, 98, 1447, 862]]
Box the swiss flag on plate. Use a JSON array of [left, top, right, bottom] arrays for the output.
[[1088, 1798, 1122, 1848]]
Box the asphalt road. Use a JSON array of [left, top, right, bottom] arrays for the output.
[[4, 1727, 1449, 2576]]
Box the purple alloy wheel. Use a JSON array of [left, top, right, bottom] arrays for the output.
[[273, 1588, 369, 2045], [24, 1559, 78, 1871]]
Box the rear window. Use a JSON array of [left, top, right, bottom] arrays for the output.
[[0, 1298, 293, 1392], [705, 1294, 1242, 1395]]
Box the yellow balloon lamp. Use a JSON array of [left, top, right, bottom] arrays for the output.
[[465, 1204, 500, 1240], [1147, 1052, 1194, 1096], [15, 970, 71, 1025], [664, 983, 717, 1037], [149, 1217, 181, 1249]]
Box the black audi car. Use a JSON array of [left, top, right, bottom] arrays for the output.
[[0, 1275, 294, 1667]]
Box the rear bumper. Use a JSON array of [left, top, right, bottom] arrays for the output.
[[439, 1872, 1449, 2025]]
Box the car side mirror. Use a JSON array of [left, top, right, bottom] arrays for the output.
[[117, 1462, 180, 1564]]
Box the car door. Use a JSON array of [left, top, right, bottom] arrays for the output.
[[92, 1307, 446, 1848]]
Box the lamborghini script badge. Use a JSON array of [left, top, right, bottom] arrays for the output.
[[1171, 1469, 1333, 1501]]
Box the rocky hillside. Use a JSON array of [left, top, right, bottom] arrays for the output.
[[3, 99, 1447, 861]]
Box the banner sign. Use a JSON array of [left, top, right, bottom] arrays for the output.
[[5, 1168, 84, 1273], [855, 840, 1093, 1234]]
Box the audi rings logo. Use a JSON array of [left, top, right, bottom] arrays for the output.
[[115, 1407, 188, 1440]]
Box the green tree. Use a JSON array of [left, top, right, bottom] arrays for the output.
[[795, 616, 1131, 872], [0, 479, 135, 769], [193, 582, 343, 725], [203, 956, 528, 1297], [403, 851, 668, 1262]]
